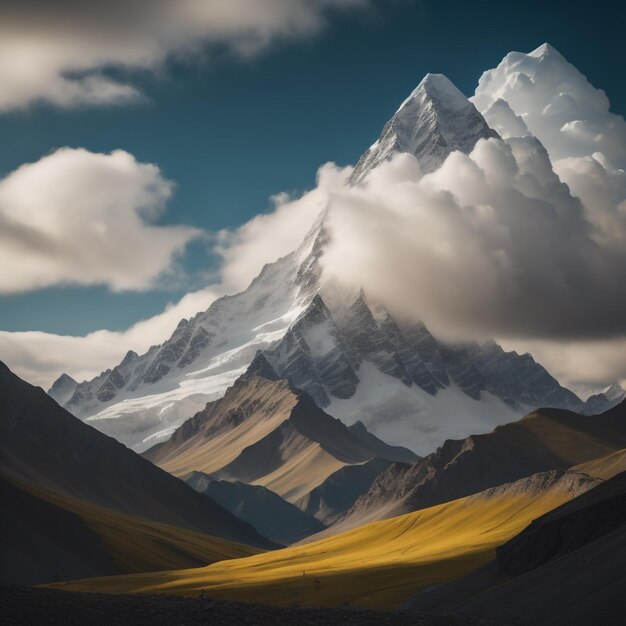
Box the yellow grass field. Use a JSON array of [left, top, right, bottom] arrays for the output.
[[50, 475, 585, 609], [573, 448, 626, 481]]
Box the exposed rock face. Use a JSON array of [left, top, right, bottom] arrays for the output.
[[348, 73, 499, 185], [497, 470, 626, 576], [256, 292, 582, 453], [143, 375, 417, 503], [47, 373, 78, 406], [263, 295, 359, 407], [583, 382, 626, 415], [328, 401, 626, 532]]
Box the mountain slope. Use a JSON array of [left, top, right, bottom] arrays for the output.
[[259, 292, 580, 454], [55, 470, 599, 610], [348, 73, 498, 184], [295, 457, 396, 525], [329, 401, 626, 533], [197, 480, 325, 545], [407, 471, 626, 625], [144, 375, 417, 502], [48, 67, 584, 456], [573, 448, 626, 480], [0, 361, 274, 549], [49, 230, 322, 451], [0, 474, 260, 586]]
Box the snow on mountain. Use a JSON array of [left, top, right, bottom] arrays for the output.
[[472, 43, 626, 168], [57, 229, 323, 451], [583, 382, 626, 415], [348, 73, 498, 185], [256, 292, 581, 455], [50, 65, 584, 455]]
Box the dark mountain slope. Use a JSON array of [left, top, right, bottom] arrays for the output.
[[0, 361, 273, 549], [0, 474, 260, 586], [295, 457, 397, 525], [199, 480, 325, 545], [407, 472, 626, 625]]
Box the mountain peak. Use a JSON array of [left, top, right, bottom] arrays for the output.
[[348, 72, 497, 185], [47, 371, 79, 405], [603, 382, 626, 401], [405, 73, 468, 110], [528, 42, 563, 59]]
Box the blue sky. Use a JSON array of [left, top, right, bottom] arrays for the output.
[[1, 0, 624, 335]]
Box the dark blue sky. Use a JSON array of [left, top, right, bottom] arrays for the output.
[[2, 0, 624, 335]]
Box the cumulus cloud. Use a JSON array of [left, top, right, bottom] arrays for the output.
[[216, 163, 350, 291], [0, 0, 368, 111], [3, 43, 625, 392], [0, 147, 201, 294], [320, 137, 626, 342], [472, 43, 626, 168]]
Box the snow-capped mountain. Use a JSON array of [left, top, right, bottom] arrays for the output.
[[50, 63, 585, 455], [348, 73, 498, 185], [584, 382, 626, 415], [250, 291, 581, 453]]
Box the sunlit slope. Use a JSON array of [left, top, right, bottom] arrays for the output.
[[53, 470, 596, 609], [144, 376, 412, 502], [3, 474, 260, 584], [573, 448, 626, 480]]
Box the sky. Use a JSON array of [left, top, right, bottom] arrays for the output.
[[1, 0, 625, 392]]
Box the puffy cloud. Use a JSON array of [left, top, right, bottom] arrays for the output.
[[215, 163, 350, 291], [472, 43, 626, 168], [320, 137, 626, 342], [3, 44, 626, 393], [0, 0, 368, 111], [473, 43, 626, 252], [0, 147, 201, 294]]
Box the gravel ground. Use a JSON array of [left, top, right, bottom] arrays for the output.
[[1, 584, 498, 625]]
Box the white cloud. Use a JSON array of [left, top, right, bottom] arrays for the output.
[[215, 162, 350, 291], [472, 43, 626, 169], [320, 138, 626, 342], [0, 286, 219, 389], [0, 0, 368, 112], [2, 43, 625, 394], [499, 336, 626, 394], [0, 147, 201, 294]]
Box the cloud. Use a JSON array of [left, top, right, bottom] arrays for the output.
[[3, 44, 625, 393], [320, 137, 626, 342], [0, 0, 368, 112], [472, 43, 626, 169], [499, 336, 626, 393], [0, 147, 201, 294], [0, 286, 219, 389], [215, 163, 350, 291]]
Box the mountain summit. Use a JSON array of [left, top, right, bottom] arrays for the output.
[[48, 69, 586, 456], [348, 73, 498, 184]]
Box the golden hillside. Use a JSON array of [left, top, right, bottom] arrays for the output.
[[51, 470, 597, 609]]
